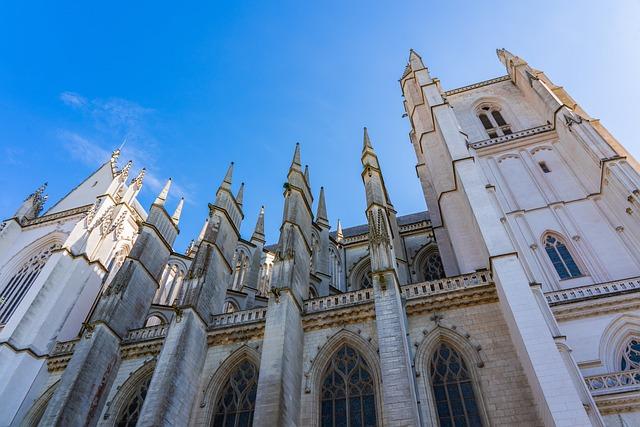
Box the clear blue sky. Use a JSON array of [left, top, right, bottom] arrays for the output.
[[1, 1, 639, 250]]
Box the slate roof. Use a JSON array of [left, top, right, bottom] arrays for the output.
[[263, 211, 429, 252]]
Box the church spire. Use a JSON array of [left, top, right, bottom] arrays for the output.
[[336, 219, 344, 242], [154, 178, 172, 207], [290, 142, 302, 171], [14, 182, 48, 221], [363, 126, 374, 151], [171, 197, 184, 225], [236, 182, 245, 206], [221, 162, 234, 191], [304, 165, 311, 187], [316, 186, 329, 226], [251, 206, 266, 244]]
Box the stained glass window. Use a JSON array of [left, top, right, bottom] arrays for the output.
[[430, 343, 482, 427], [320, 344, 377, 427], [621, 339, 640, 371], [0, 243, 59, 324], [212, 360, 258, 427], [423, 253, 445, 282], [116, 375, 152, 427], [544, 235, 582, 280]]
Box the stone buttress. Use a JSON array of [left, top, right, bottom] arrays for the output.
[[361, 128, 422, 426], [136, 163, 244, 426], [253, 144, 313, 426], [39, 178, 179, 426]]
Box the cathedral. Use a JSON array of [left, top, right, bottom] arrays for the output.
[[1, 48, 640, 427]]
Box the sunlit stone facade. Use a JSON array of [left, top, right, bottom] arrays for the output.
[[2, 50, 640, 426]]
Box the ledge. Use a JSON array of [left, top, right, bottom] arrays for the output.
[[469, 124, 553, 149]]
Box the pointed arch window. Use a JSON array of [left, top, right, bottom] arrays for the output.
[[0, 243, 59, 325], [543, 235, 582, 280], [115, 375, 152, 427], [478, 105, 511, 138], [621, 339, 640, 371], [320, 344, 377, 427], [430, 343, 483, 427], [223, 300, 239, 314], [422, 252, 445, 282], [231, 250, 250, 291], [212, 360, 259, 427]]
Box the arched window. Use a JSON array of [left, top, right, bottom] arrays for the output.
[[223, 301, 239, 314], [543, 235, 582, 280], [231, 250, 250, 291], [477, 105, 511, 138], [430, 343, 482, 427], [422, 252, 445, 282], [621, 339, 640, 371], [115, 375, 152, 427], [320, 344, 377, 427], [0, 243, 59, 324], [212, 360, 259, 427]]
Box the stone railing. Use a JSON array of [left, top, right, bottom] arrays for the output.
[[545, 276, 640, 306], [123, 324, 168, 343], [50, 338, 80, 356], [304, 288, 374, 313], [469, 124, 553, 149], [210, 307, 268, 328], [584, 370, 640, 396], [401, 271, 493, 300]]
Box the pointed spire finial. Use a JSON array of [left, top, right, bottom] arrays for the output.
[[363, 127, 373, 151], [155, 178, 172, 206], [316, 186, 328, 223], [336, 219, 344, 242], [236, 182, 245, 206], [408, 49, 426, 70], [291, 143, 301, 167], [251, 205, 266, 243], [131, 168, 145, 187], [224, 161, 234, 184], [171, 197, 184, 225], [304, 165, 310, 186]]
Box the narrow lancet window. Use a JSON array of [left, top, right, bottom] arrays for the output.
[[544, 235, 582, 279], [430, 343, 482, 427]]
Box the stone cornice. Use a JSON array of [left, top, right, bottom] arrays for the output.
[[444, 75, 511, 97]]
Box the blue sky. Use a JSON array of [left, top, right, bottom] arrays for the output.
[[1, 1, 639, 250]]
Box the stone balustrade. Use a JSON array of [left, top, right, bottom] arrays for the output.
[[469, 124, 553, 149], [123, 324, 168, 343], [50, 338, 79, 356], [401, 271, 493, 300], [304, 288, 374, 313], [545, 276, 640, 306], [210, 307, 268, 328], [584, 369, 640, 395]]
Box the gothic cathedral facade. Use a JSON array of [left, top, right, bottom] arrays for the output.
[[1, 50, 640, 426]]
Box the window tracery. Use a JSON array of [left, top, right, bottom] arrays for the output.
[[320, 344, 377, 427], [543, 234, 582, 280], [0, 243, 59, 324], [422, 252, 445, 282], [115, 375, 152, 427], [211, 360, 259, 427], [477, 105, 512, 138], [430, 343, 482, 427], [621, 339, 640, 371], [231, 250, 250, 291]]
